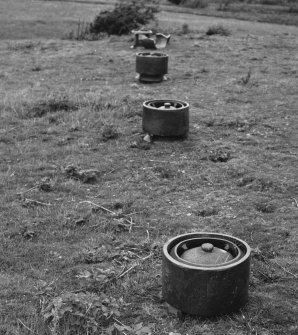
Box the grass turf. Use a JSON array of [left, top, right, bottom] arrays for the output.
[[0, 0, 297, 334]]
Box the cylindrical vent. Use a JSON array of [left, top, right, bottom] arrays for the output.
[[136, 52, 168, 83], [142, 99, 189, 137], [162, 232, 251, 316]]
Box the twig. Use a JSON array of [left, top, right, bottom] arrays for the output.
[[149, 159, 168, 163], [113, 317, 126, 327], [256, 269, 271, 281], [80, 200, 115, 214], [80, 200, 138, 227], [123, 211, 143, 217], [241, 68, 251, 85], [113, 317, 129, 335], [292, 198, 298, 208], [128, 217, 134, 233], [250, 231, 254, 242], [117, 263, 138, 279], [240, 312, 257, 335], [88, 223, 104, 230], [17, 319, 34, 333], [3, 125, 21, 133], [85, 302, 93, 316], [142, 253, 153, 261], [25, 198, 51, 206], [148, 159, 178, 164], [117, 253, 153, 279], [203, 175, 214, 185], [17, 185, 39, 195], [104, 169, 116, 176], [272, 260, 297, 279], [126, 250, 142, 259]]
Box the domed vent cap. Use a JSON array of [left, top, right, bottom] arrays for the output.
[[180, 242, 234, 265]]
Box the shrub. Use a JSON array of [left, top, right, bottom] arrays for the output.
[[182, 0, 209, 8], [218, 0, 234, 10], [168, 0, 183, 4], [168, 0, 208, 8], [68, 20, 93, 41], [288, 0, 298, 13], [90, 0, 159, 36], [260, 0, 284, 5]]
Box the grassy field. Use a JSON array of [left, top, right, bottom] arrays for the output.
[[0, 0, 297, 334], [165, 0, 298, 27], [1, 0, 298, 39]]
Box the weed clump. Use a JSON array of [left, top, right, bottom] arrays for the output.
[[100, 124, 119, 142], [255, 201, 276, 213], [90, 0, 159, 36], [24, 96, 78, 118], [206, 25, 231, 36], [209, 147, 231, 163], [43, 292, 122, 334], [65, 165, 100, 183], [153, 166, 175, 179], [241, 68, 252, 85], [181, 23, 191, 34], [195, 206, 219, 217]]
